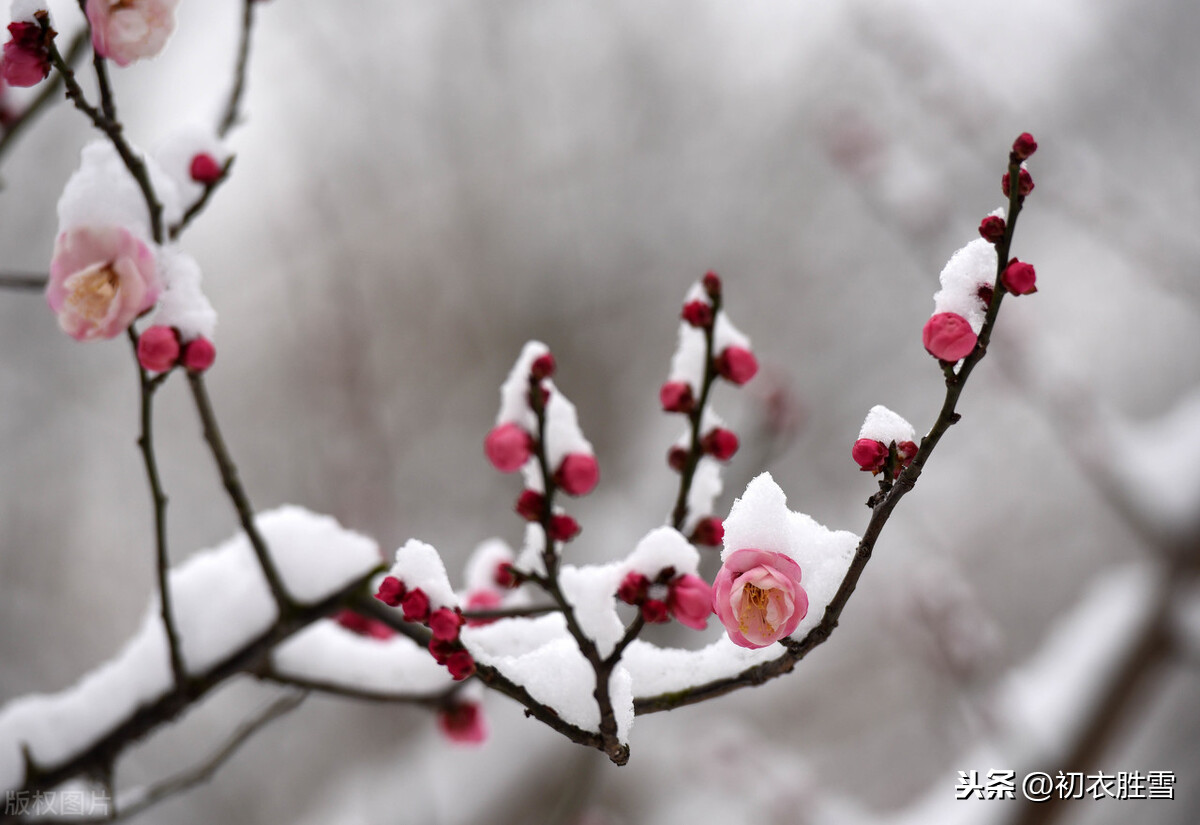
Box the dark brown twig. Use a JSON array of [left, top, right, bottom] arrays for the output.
[[0, 272, 48, 291], [670, 292, 721, 532], [0, 30, 88, 168], [218, 0, 257, 138]]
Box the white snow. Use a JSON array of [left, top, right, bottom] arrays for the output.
[[857, 404, 916, 447], [931, 238, 997, 333], [153, 125, 229, 207], [513, 523, 547, 577], [9, 0, 43, 22], [558, 562, 625, 658], [387, 540, 459, 610], [624, 637, 781, 698], [461, 613, 569, 661], [496, 340, 549, 430], [624, 526, 701, 579], [713, 311, 752, 355], [0, 506, 380, 795], [57, 141, 184, 245], [152, 248, 217, 340], [721, 473, 859, 642], [462, 538, 515, 592], [683, 457, 723, 532], [272, 620, 452, 696]]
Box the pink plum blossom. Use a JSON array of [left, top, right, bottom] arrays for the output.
[[667, 573, 712, 630], [922, 312, 977, 362], [47, 225, 159, 341], [712, 548, 808, 649], [85, 0, 180, 68], [2, 22, 51, 87], [484, 422, 531, 472], [437, 702, 488, 745]]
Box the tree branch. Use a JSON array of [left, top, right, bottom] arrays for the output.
[[0, 30, 88, 170], [670, 290, 720, 532], [0, 273, 48, 291], [218, 0, 258, 138]]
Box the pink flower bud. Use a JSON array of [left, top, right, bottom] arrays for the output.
[[530, 352, 556, 380], [86, 0, 180, 67], [136, 325, 180, 373], [464, 590, 502, 627], [401, 588, 430, 623], [548, 514, 580, 542], [188, 153, 223, 185], [712, 548, 808, 648], [716, 346, 758, 385], [667, 445, 689, 472], [429, 637, 456, 665], [515, 489, 545, 522], [484, 422, 532, 473], [897, 440, 918, 466], [429, 607, 463, 641], [978, 215, 1006, 244], [1001, 258, 1037, 295], [374, 575, 405, 607], [555, 453, 599, 496], [690, 517, 724, 547], [181, 336, 216, 372], [681, 300, 713, 328], [437, 701, 488, 745], [617, 571, 649, 605], [47, 226, 160, 341], [1002, 168, 1034, 198], [446, 650, 476, 680], [667, 574, 712, 630], [701, 428, 739, 461], [494, 561, 518, 589], [660, 381, 695, 414], [334, 609, 395, 640], [922, 312, 977, 362], [641, 599, 670, 624], [702, 270, 722, 299], [852, 438, 888, 473], [1012, 132, 1038, 160], [2, 21, 51, 88]]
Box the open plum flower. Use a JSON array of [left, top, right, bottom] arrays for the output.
[[712, 549, 807, 648], [86, 0, 180, 67], [46, 225, 159, 341]]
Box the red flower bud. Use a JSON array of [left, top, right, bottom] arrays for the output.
[[2, 22, 52, 88], [437, 701, 487, 744], [660, 381, 695, 414], [429, 637, 457, 665], [702, 271, 722, 299], [555, 453, 599, 496], [922, 312, 977, 362], [494, 561, 518, 589], [464, 589, 503, 627], [701, 428, 739, 461], [851, 438, 888, 473], [681, 300, 713, 328], [401, 588, 431, 623], [446, 650, 476, 680], [1002, 168, 1034, 197], [1001, 259, 1037, 295], [690, 517, 724, 547], [374, 575, 406, 607], [716, 346, 758, 385], [977, 284, 994, 309], [1011, 133, 1038, 161], [484, 422, 532, 473], [617, 571, 649, 605], [181, 336, 216, 372], [530, 353, 556, 380], [548, 514, 580, 542], [429, 607, 463, 641], [896, 440, 918, 466], [137, 326, 180, 373], [515, 489, 545, 522], [641, 599, 670, 623], [189, 153, 223, 186], [667, 445, 689, 472], [978, 215, 1006, 244]]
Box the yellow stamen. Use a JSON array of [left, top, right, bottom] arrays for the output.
[[66, 264, 120, 322], [737, 583, 775, 635]]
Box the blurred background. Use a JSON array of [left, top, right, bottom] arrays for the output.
[[1, 0, 1198, 823]]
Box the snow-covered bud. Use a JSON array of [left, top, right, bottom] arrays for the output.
[[681, 300, 713, 328], [188, 152, 223, 186], [1011, 132, 1038, 161], [437, 701, 488, 745], [667, 574, 712, 630], [922, 312, 977, 362], [896, 440, 918, 465], [548, 514, 580, 542], [617, 571, 649, 605], [530, 352, 556, 380], [978, 215, 1006, 244], [484, 422, 532, 473], [374, 575, 405, 607], [1002, 167, 1034, 198], [555, 453, 599, 496], [690, 517, 724, 547], [701, 428, 739, 461], [852, 438, 888, 473], [136, 325, 180, 373], [181, 336, 216, 372], [716, 345, 758, 385], [401, 588, 431, 623], [702, 270, 722, 299], [2, 20, 52, 88], [429, 607, 463, 641], [667, 445, 688, 472], [1001, 258, 1037, 295], [660, 381, 695, 414], [641, 598, 670, 624], [515, 489, 545, 521], [977, 283, 994, 309], [446, 650, 476, 680]]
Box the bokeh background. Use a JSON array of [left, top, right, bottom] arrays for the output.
[[1, 1, 1198, 823]]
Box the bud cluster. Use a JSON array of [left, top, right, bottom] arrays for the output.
[[616, 566, 712, 629], [136, 325, 216, 374], [375, 575, 475, 680]]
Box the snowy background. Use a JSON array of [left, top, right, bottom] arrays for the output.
[[1, 0, 1198, 823]]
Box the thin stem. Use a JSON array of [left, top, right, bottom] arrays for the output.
[[0, 272, 48, 291], [461, 603, 560, 622], [670, 293, 721, 532], [260, 668, 458, 707], [127, 329, 187, 687], [218, 0, 257, 138], [168, 157, 235, 240], [0, 30, 89, 169], [186, 372, 295, 611]]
